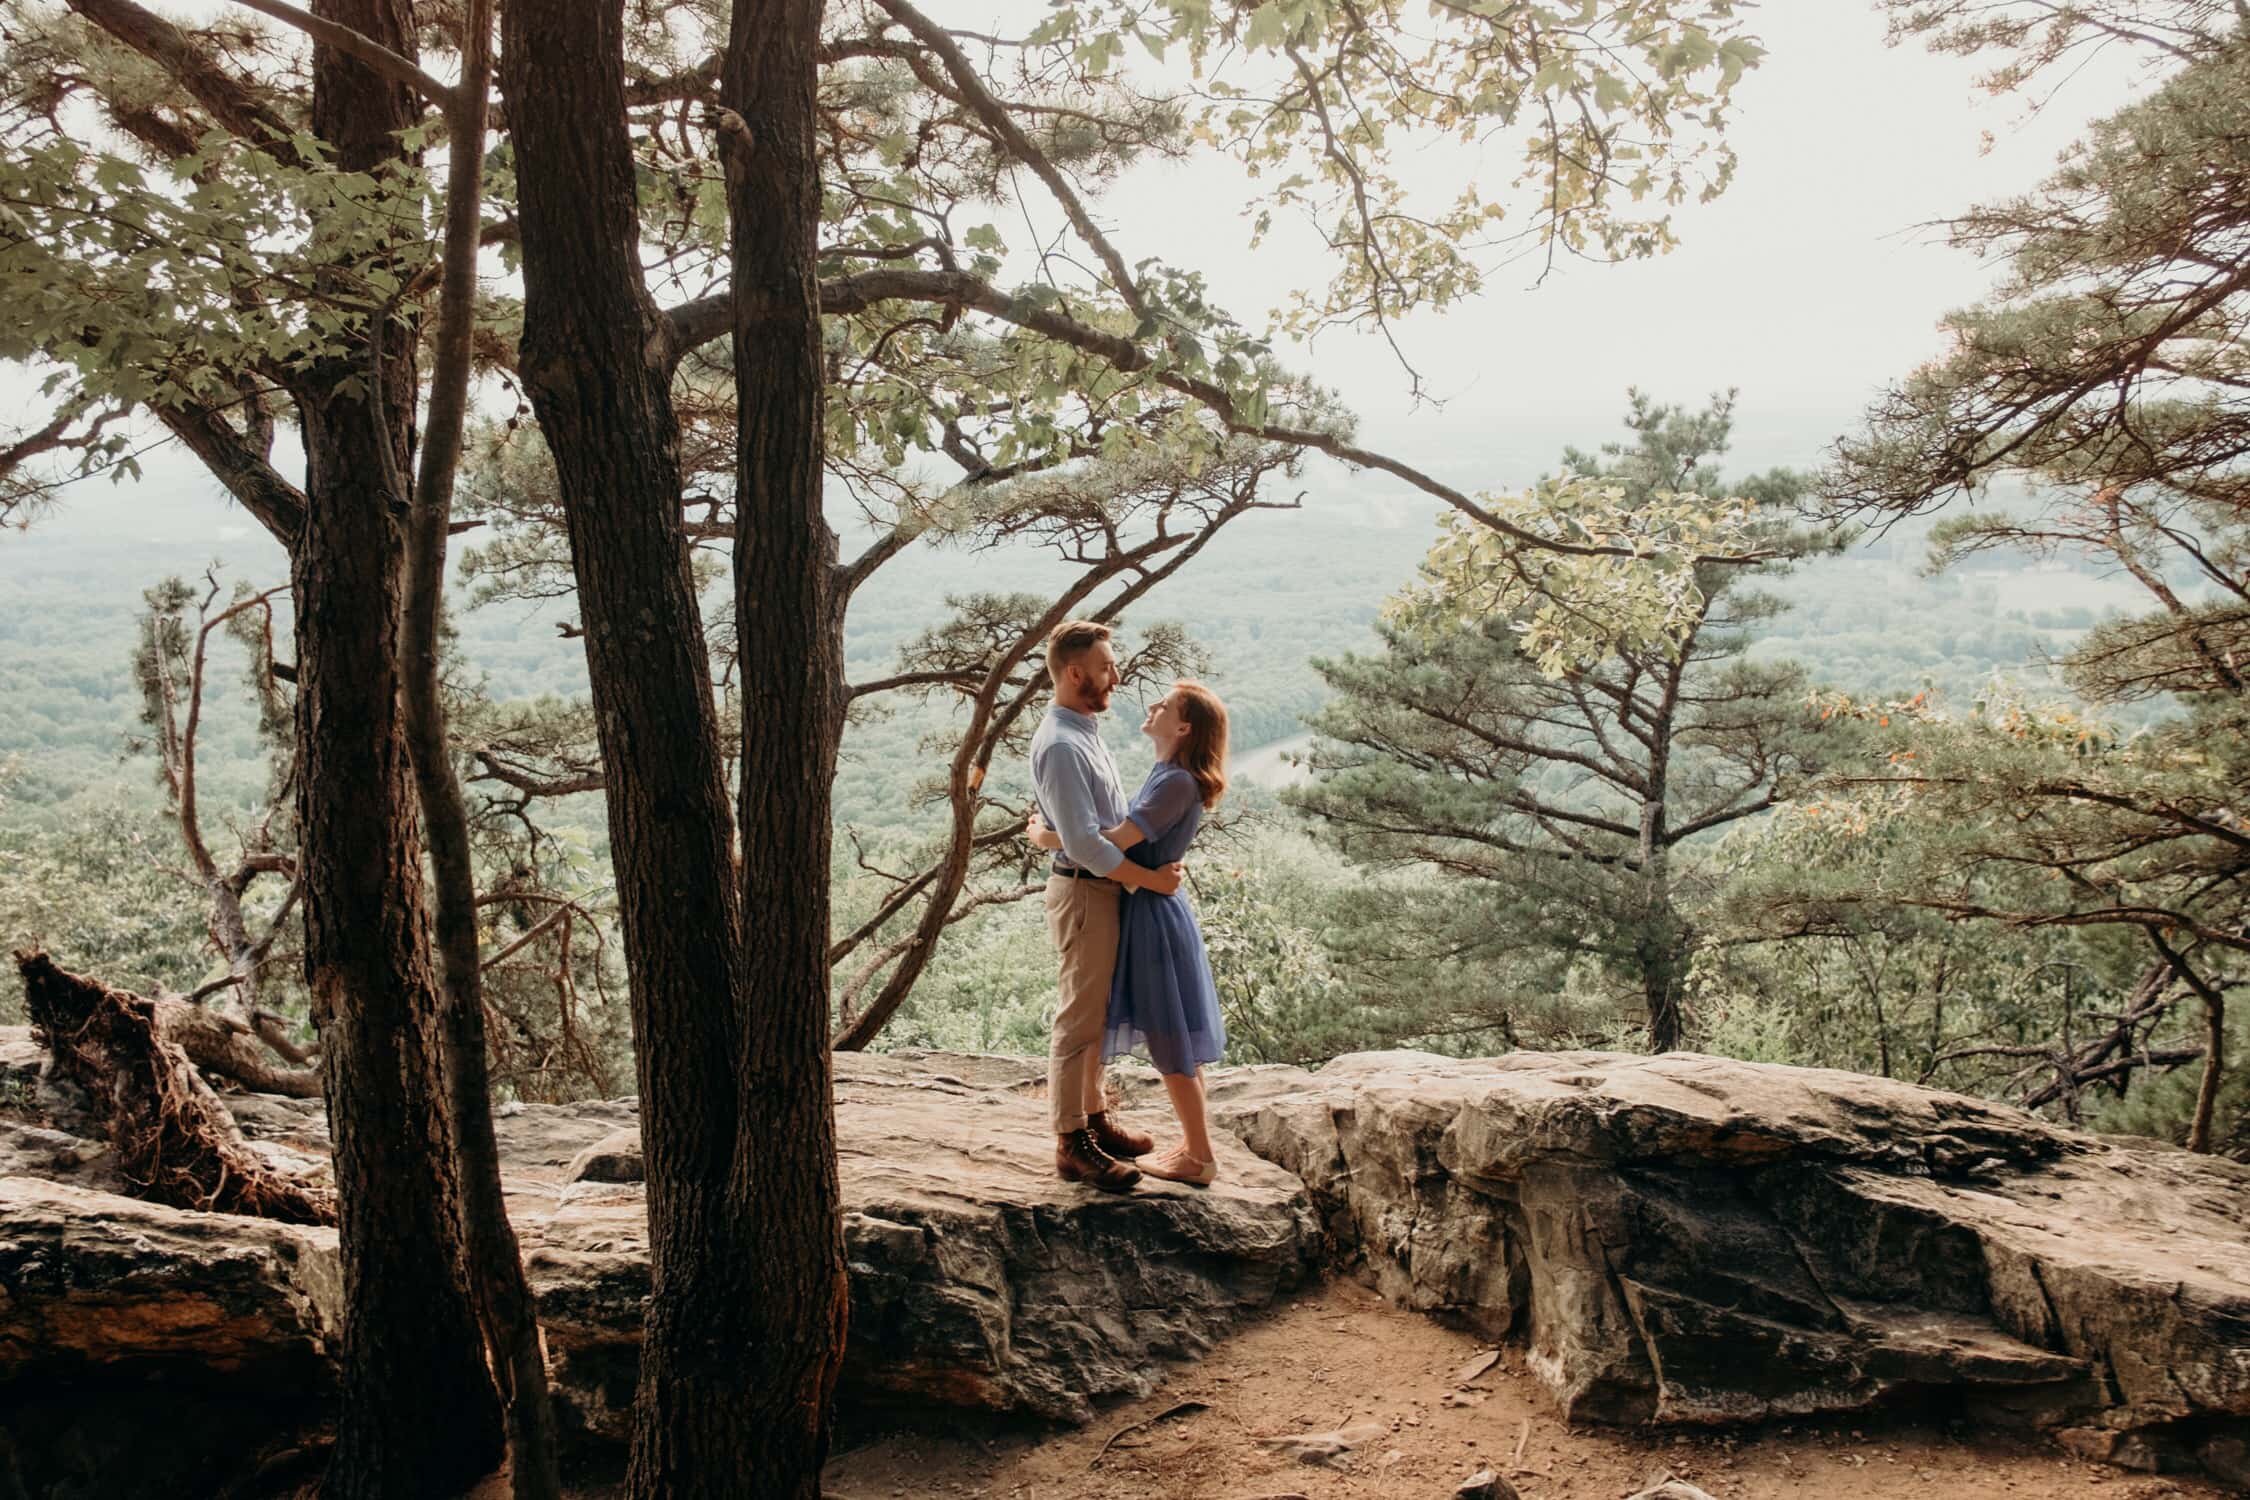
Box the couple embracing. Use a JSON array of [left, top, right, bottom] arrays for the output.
[[1026, 620, 1229, 1194]]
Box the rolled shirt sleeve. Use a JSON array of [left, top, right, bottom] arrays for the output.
[[1034, 743, 1126, 877]]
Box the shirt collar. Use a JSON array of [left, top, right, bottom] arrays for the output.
[[1050, 704, 1099, 732]]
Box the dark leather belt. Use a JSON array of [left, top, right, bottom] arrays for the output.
[[1051, 865, 1112, 881]]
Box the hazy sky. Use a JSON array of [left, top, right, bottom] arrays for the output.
[[1084, 1, 2148, 490], [8, 0, 2151, 545]]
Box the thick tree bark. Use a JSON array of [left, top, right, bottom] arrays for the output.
[[297, 324, 505, 1500], [392, 3, 563, 1492], [298, 3, 504, 1492], [1638, 862, 1684, 1054], [713, 1, 851, 1489], [2191, 990, 2225, 1154], [500, 5, 796, 1496]]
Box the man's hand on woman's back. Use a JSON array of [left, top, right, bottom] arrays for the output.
[[1117, 861, 1185, 897]]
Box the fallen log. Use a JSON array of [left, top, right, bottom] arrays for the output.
[[15, 949, 334, 1225], [157, 997, 323, 1099]]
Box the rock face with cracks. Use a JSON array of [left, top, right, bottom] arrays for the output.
[[3, 1027, 2247, 1493], [524, 1050, 1321, 1444], [0, 1035, 1320, 1481], [1165, 1049, 2250, 1487]]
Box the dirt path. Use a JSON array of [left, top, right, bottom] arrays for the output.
[[823, 1278, 2224, 1500]]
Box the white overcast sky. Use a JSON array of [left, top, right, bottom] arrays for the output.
[[10, 0, 2151, 542], [1079, 0, 2149, 490]]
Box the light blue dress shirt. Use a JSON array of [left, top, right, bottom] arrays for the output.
[[1029, 705, 1128, 877]]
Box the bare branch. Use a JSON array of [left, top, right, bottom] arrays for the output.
[[223, 0, 459, 107]]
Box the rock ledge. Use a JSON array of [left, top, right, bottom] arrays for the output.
[[4, 1032, 2246, 1492], [1175, 1049, 2250, 1485]]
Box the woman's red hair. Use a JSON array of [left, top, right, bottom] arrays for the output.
[[1171, 680, 1230, 810]]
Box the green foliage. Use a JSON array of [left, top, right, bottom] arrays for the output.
[[1692, 666, 2246, 1146], [1291, 393, 1838, 1047], [1824, 14, 2250, 1147], [1389, 481, 1773, 675], [0, 799, 256, 1020], [851, 896, 1057, 1056], [1190, 829, 1377, 1065], [1692, 787, 2153, 1088], [1298, 871, 1622, 1052], [1814, 685, 2248, 974], [0, 122, 432, 411], [2091, 1008, 2250, 1154], [1126, 0, 1759, 328], [1836, 23, 2250, 523]]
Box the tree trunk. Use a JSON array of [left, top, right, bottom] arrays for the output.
[[295, 389, 505, 1497], [1638, 652, 1692, 1055], [394, 3, 563, 1492], [1642, 946, 1682, 1055], [714, 0, 851, 1489], [2190, 989, 2224, 1154], [299, 4, 504, 1491], [498, 5, 783, 1496], [2148, 933, 2225, 1155], [158, 996, 322, 1097]]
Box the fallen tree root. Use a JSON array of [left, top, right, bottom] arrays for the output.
[[16, 949, 335, 1226]]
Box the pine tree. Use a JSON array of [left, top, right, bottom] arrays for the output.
[[1291, 394, 1834, 1051]]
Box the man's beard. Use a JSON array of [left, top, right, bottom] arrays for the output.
[[1087, 685, 1113, 712]]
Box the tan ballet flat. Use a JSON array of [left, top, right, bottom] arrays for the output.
[[1139, 1149, 1217, 1187]]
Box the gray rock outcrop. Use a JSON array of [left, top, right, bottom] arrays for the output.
[[0, 1034, 1319, 1481], [4, 1029, 2247, 1492], [1168, 1049, 2250, 1483], [522, 1050, 1321, 1442], [0, 1175, 340, 1383], [0, 1174, 342, 1497]]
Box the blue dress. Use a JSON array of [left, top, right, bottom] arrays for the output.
[[1102, 762, 1226, 1076]]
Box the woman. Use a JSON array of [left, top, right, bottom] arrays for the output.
[[1028, 680, 1230, 1185]]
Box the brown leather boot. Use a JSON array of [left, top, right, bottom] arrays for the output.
[[1089, 1110, 1154, 1159], [1055, 1128, 1141, 1192]]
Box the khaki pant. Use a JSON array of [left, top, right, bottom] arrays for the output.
[[1045, 872, 1121, 1133]]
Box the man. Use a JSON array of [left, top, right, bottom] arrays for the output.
[[1029, 620, 1181, 1192]]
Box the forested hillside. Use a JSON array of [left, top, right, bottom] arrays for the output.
[[1, 476, 1425, 824], [8, 434, 2193, 1126], [0, 469, 2138, 830]]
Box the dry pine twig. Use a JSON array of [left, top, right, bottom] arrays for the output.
[[1090, 1399, 1212, 1468]]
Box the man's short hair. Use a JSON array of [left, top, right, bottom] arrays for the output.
[[1045, 620, 1112, 677]]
